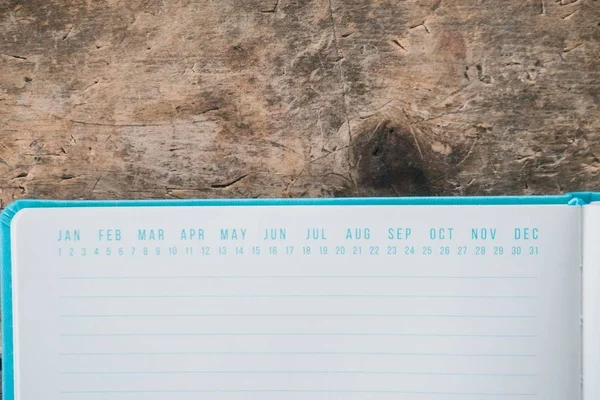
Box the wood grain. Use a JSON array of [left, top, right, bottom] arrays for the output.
[[0, 0, 599, 205]]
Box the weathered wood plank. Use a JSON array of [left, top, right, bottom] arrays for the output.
[[0, 0, 599, 205]]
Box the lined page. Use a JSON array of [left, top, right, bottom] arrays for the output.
[[10, 205, 581, 400]]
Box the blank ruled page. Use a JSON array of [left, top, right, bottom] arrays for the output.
[[10, 205, 581, 400]]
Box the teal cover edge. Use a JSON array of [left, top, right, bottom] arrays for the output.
[[1, 192, 598, 399]]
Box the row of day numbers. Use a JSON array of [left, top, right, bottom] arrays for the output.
[[58, 245, 541, 257]]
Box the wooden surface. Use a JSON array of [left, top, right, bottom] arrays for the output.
[[0, 0, 599, 204]]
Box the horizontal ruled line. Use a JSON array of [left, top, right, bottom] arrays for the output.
[[59, 313, 537, 318], [59, 333, 538, 338], [59, 275, 539, 280], [59, 351, 537, 357], [59, 294, 538, 299], [60, 370, 537, 377], [60, 389, 537, 396]]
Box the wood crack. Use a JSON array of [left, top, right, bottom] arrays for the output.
[[391, 39, 407, 52], [1, 54, 27, 60], [327, 0, 357, 190], [409, 21, 430, 34], [261, 0, 280, 13], [70, 120, 167, 127]]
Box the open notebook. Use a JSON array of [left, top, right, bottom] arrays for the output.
[[2, 194, 600, 400]]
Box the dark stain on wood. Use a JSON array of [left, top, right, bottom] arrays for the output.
[[352, 121, 430, 196]]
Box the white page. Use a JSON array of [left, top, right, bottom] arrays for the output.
[[583, 204, 600, 400], [10, 205, 582, 400]]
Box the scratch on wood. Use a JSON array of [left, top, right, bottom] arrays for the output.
[[263, 139, 300, 155], [285, 166, 305, 194], [558, 0, 582, 6], [70, 120, 167, 127], [211, 174, 250, 189], [434, 83, 473, 106], [409, 126, 424, 160], [563, 42, 584, 54], [191, 107, 222, 121], [90, 174, 103, 194], [410, 108, 483, 126], [456, 137, 479, 167], [62, 26, 74, 40], [82, 80, 99, 92], [367, 119, 385, 143], [198, 106, 221, 115], [325, 171, 355, 186], [562, 8, 580, 19], [540, 0, 546, 15], [359, 100, 394, 119], [317, 52, 327, 71]]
